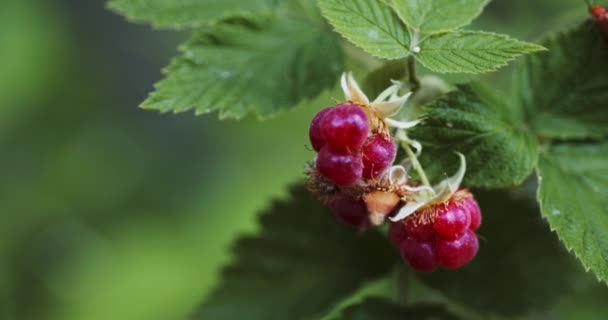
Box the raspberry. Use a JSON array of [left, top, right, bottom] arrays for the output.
[[436, 230, 479, 269], [591, 5, 608, 20], [361, 133, 397, 179], [432, 200, 471, 240], [309, 107, 332, 152], [463, 197, 482, 231], [316, 146, 363, 186], [328, 193, 369, 229], [320, 104, 369, 152], [400, 238, 439, 273], [404, 216, 435, 242]]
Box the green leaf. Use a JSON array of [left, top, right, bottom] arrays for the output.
[[318, 0, 411, 59], [411, 84, 538, 188], [192, 185, 398, 320], [537, 142, 608, 283], [142, 18, 343, 119], [515, 22, 608, 140], [391, 0, 489, 34], [416, 31, 545, 73], [330, 298, 460, 320], [419, 189, 580, 315], [107, 0, 274, 28]]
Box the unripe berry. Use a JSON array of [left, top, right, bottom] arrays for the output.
[[433, 201, 471, 240], [361, 133, 397, 179], [309, 107, 332, 152], [328, 193, 369, 229], [436, 230, 479, 269], [363, 191, 400, 226], [320, 104, 369, 152], [400, 238, 439, 273], [316, 146, 363, 186]]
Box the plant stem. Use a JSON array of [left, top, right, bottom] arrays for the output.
[[403, 141, 431, 188], [407, 55, 421, 92]]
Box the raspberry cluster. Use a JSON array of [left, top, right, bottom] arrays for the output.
[[309, 104, 397, 186], [591, 5, 608, 35], [389, 190, 481, 272]]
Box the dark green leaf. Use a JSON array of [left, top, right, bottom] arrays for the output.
[[419, 189, 580, 315], [318, 0, 411, 59], [107, 0, 274, 28], [142, 17, 343, 119], [416, 31, 545, 74], [192, 185, 398, 320], [537, 142, 608, 283], [411, 83, 538, 188], [330, 297, 460, 320], [515, 22, 608, 139]]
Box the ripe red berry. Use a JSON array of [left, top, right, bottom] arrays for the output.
[[361, 133, 397, 179], [404, 217, 435, 242], [316, 146, 363, 186], [320, 104, 369, 152], [328, 193, 369, 229], [436, 230, 479, 269], [591, 5, 608, 20], [309, 107, 332, 152], [432, 201, 471, 240], [400, 238, 439, 273], [463, 197, 482, 231]]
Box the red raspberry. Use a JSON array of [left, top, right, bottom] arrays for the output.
[[309, 107, 332, 152], [400, 238, 439, 273], [464, 196, 482, 231], [316, 146, 363, 186], [436, 230, 479, 269], [328, 193, 369, 229], [404, 216, 435, 242], [361, 133, 397, 179], [320, 104, 369, 152], [432, 200, 471, 240]]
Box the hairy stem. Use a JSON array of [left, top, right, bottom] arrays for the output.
[[407, 55, 421, 92], [403, 141, 431, 188]]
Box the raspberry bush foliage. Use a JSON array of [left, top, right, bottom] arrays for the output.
[[110, 0, 608, 318]]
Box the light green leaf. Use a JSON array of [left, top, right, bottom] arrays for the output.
[[537, 142, 608, 283], [411, 84, 538, 188], [515, 22, 608, 139], [318, 0, 411, 59], [416, 31, 545, 73], [330, 298, 460, 320], [107, 0, 274, 28], [141, 18, 343, 119], [420, 189, 580, 315], [192, 185, 398, 320], [391, 0, 489, 34]]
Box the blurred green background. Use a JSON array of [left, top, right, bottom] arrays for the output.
[[0, 0, 593, 319]]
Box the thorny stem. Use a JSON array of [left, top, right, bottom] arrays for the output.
[[403, 140, 431, 188], [407, 55, 421, 92]]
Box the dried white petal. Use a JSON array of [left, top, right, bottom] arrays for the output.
[[387, 165, 408, 185], [341, 72, 369, 105], [384, 118, 421, 129]]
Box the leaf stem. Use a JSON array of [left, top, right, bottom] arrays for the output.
[[403, 140, 431, 188], [407, 55, 421, 92]]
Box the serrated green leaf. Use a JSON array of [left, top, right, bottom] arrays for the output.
[[330, 298, 460, 320], [416, 31, 545, 73], [192, 185, 398, 320], [515, 22, 608, 140], [419, 189, 580, 316], [391, 0, 489, 34], [107, 0, 274, 28], [142, 18, 343, 119], [537, 142, 608, 283], [411, 84, 538, 188], [318, 0, 411, 59]]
